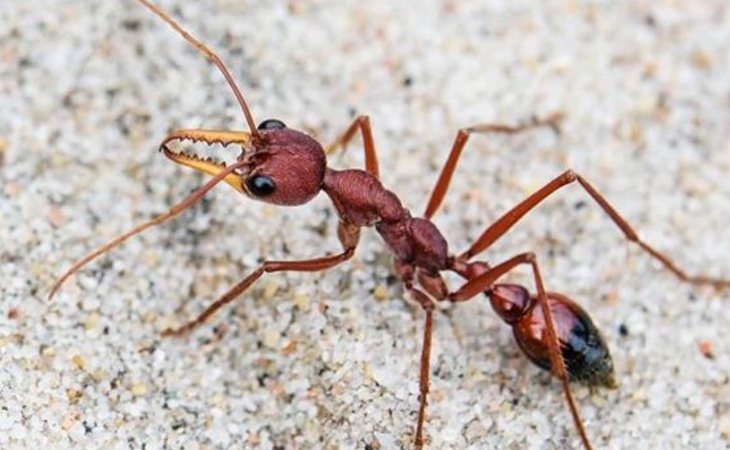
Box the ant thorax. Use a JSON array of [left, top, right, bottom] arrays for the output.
[[323, 168, 448, 273]]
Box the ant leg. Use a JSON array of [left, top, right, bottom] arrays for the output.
[[162, 223, 360, 336], [161, 250, 355, 336], [408, 288, 436, 449], [423, 113, 562, 219], [461, 170, 730, 289], [48, 160, 248, 300], [449, 252, 594, 450], [324, 115, 379, 178]]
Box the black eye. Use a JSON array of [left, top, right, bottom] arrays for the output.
[[246, 174, 276, 196], [257, 119, 286, 130]]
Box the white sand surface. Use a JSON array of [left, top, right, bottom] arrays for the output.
[[2, 1, 730, 449]]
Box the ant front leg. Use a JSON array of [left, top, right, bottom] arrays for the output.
[[423, 113, 562, 219], [162, 222, 360, 336], [449, 253, 596, 450], [324, 115, 380, 178], [460, 170, 730, 289]]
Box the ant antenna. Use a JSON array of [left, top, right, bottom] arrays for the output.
[[135, 0, 260, 138], [48, 158, 248, 300]]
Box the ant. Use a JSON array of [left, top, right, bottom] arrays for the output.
[[49, 1, 730, 448]]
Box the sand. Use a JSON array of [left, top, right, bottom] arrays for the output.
[[1, 1, 730, 449]]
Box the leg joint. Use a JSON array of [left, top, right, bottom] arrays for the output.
[[563, 169, 577, 182]]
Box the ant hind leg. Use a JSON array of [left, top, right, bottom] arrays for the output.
[[448, 252, 595, 450]]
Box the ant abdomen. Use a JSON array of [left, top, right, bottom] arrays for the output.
[[488, 284, 617, 388]]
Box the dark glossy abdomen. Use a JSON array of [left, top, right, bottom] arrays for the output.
[[512, 292, 616, 387]]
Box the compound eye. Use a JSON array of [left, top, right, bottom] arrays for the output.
[[245, 174, 276, 197], [257, 119, 287, 130]]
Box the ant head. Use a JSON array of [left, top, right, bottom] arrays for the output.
[[136, 0, 326, 205], [242, 119, 327, 205], [163, 119, 326, 206]]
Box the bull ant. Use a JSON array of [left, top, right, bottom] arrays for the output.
[[49, 1, 730, 448]]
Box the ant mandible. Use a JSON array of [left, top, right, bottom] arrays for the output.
[[49, 1, 730, 448]]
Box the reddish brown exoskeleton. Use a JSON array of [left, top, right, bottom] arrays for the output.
[[49, 1, 730, 448]]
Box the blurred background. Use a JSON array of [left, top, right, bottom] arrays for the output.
[[1, 1, 729, 449]]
